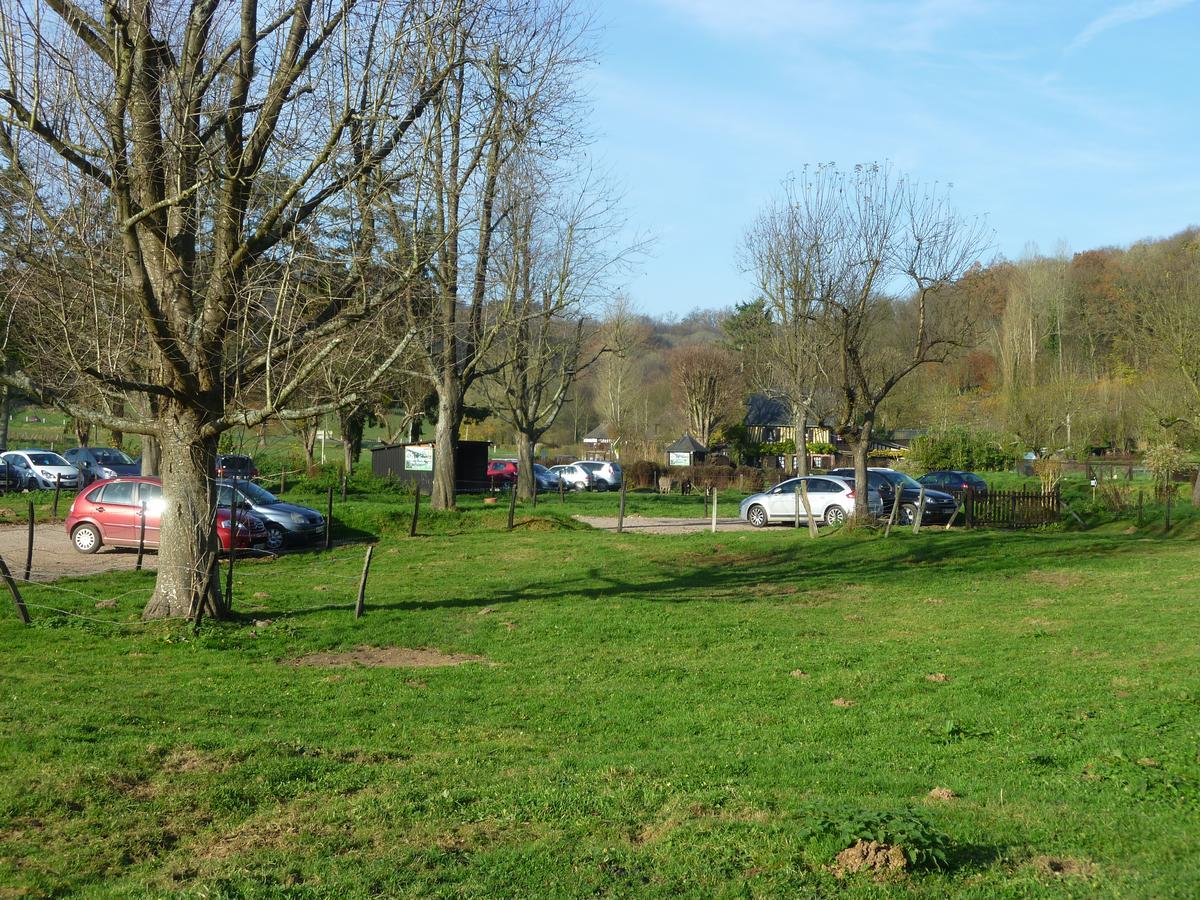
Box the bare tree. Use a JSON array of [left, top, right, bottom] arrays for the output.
[[668, 343, 741, 447], [589, 293, 648, 440], [0, 0, 452, 618], [742, 176, 841, 474], [750, 164, 989, 514], [388, 0, 590, 510], [483, 168, 629, 499]]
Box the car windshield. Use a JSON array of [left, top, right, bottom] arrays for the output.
[[533, 464, 548, 474], [877, 471, 922, 490], [92, 448, 134, 465], [218, 481, 277, 506], [28, 453, 68, 466]]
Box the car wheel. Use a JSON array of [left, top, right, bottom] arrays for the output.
[[899, 503, 917, 525], [747, 504, 768, 528], [824, 505, 846, 527], [593, 479, 609, 492], [72, 524, 102, 554], [265, 523, 286, 551]]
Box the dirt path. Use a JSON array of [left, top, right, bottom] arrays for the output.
[[574, 515, 755, 534], [0, 523, 157, 581]]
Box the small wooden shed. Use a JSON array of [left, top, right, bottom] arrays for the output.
[[665, 434, 707, 468], [370, 440, 490, 492]]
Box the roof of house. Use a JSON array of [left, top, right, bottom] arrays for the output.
[[665, 433, 707, 453], [583, 425, 611, 443], [744, 393, 791, 427]]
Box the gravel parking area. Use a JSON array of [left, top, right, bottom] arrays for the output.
[[0, 523, 154, 581], [574, 515, 755, 534]]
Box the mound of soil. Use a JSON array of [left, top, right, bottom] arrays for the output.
[[831, 697, 856, 708], [926, 672, 950, 683], [1032, 855, 1095, 877], [285, 645, 487, 669], [834, 840, 907, 876], [927, 787, 957, 801]]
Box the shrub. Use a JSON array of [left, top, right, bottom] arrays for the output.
[[1032, 457, 1063, 494], [799, 804, 952, 871], [908, 427, 1014, 472], [624, 460, 661, 490]]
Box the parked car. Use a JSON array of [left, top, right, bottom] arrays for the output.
[[1, 449, 81, 490], [574, 460, 623, 490], [917, 470, 989, 497], [532, 463, 560, 492], [64, 446, 141, 486], [215, 454, 259, 480], [66, 476, 265, 554], [548, 463, 591, 491], [828, 467, 959, 524], [216, 479, 324, 551], [486, 459, 518, 487], [739, 475, 881, 528], [0, 458, 22, 491]]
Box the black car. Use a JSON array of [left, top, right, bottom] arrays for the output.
[[215, 454, 259, 480], [0, 458, 21, 491], [917, 470, 989, 498], [828, 467, 960, 524]]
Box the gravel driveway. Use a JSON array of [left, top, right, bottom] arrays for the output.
[[0, 523, 156, 581], [574, 515, 755, 534]]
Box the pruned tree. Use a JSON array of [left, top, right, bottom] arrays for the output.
[[749, 164, 989, 514], [388, 0, 590, 510], [483, 167, 630, 499], [0, 0, 454, 618], [668, 343, 742, 447], [741, 174, 841, 475]]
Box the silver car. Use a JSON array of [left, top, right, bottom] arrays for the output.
[[574, 460, 622, 490], [548, 464, 591, 491], [739, 475, 882, 528]]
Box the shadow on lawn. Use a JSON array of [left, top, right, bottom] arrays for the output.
[[275, 528, 1154, 620]]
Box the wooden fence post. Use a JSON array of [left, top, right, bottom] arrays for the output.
[[52, 474, 62, 521], [0, 554, 29, 624], [507, 482, 517, 530], [355, 545, 374, 619], [618, 481, 626, 533], [965, 487, 974, 528], [280, 469, 286, 494], [799, 481, 818, 538], [793, 482, 801, 529], [913, 485, 926, 535], [711, 487, 718, 533], [340, 474, 348, 502], [409, 483, 421, 537], [324, 486, 334, 550], [225, 479, 237, 611], [884, 489, 903, 538], [1165, 486, 1173, 532], [24, 500, 34, 584], [1137, 489, 1144, 526], [559, 478, 565, 504], [136, 501, 147, 571]]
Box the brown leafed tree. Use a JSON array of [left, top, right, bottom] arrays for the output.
[[668, 343, 742, 447], [0, 0, 456, 618]]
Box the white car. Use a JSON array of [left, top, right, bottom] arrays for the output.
[[738, 475, 882, 528], [573, 460, 622, 490], [1, 449, 81, 490], [548, 464, 591, 491]]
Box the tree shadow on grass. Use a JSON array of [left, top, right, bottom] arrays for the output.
[[274, 528, 1156, 619]]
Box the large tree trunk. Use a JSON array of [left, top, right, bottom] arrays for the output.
[[142, 409, 223, 621], [431, 386, 463, 510], [517, 432, 536, 500], [794, 406, 809, 477], [851, 417, 874, 522]]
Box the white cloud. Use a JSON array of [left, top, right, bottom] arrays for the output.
[[1067, 0, 1196, 52]]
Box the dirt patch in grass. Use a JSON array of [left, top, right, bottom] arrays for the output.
[[158, 746, 231, 775], [833, 840, 907, 877], [927, 787, 957, 801], [1027, 570, 1084, 588], [285, 645, 488, 669], [926, 673, 951, 683], [1031, 855, 1096, 878], [831, 697, 856, 708]]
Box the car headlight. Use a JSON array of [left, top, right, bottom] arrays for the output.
[[40, 469, 55, 479], [290, 512, 307, 524], [98, 467, 116, 478]]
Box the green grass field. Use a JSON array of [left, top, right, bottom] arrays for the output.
[[2, 491, 1199, 896]]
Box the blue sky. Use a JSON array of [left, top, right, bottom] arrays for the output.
[[585, 0, 1200, 316]]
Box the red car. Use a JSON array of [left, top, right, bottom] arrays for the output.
[[65, 477, 266, 554], [486, 459, 518, 487]]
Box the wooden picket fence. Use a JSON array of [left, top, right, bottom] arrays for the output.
[[960, 487, 1060, 528]]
